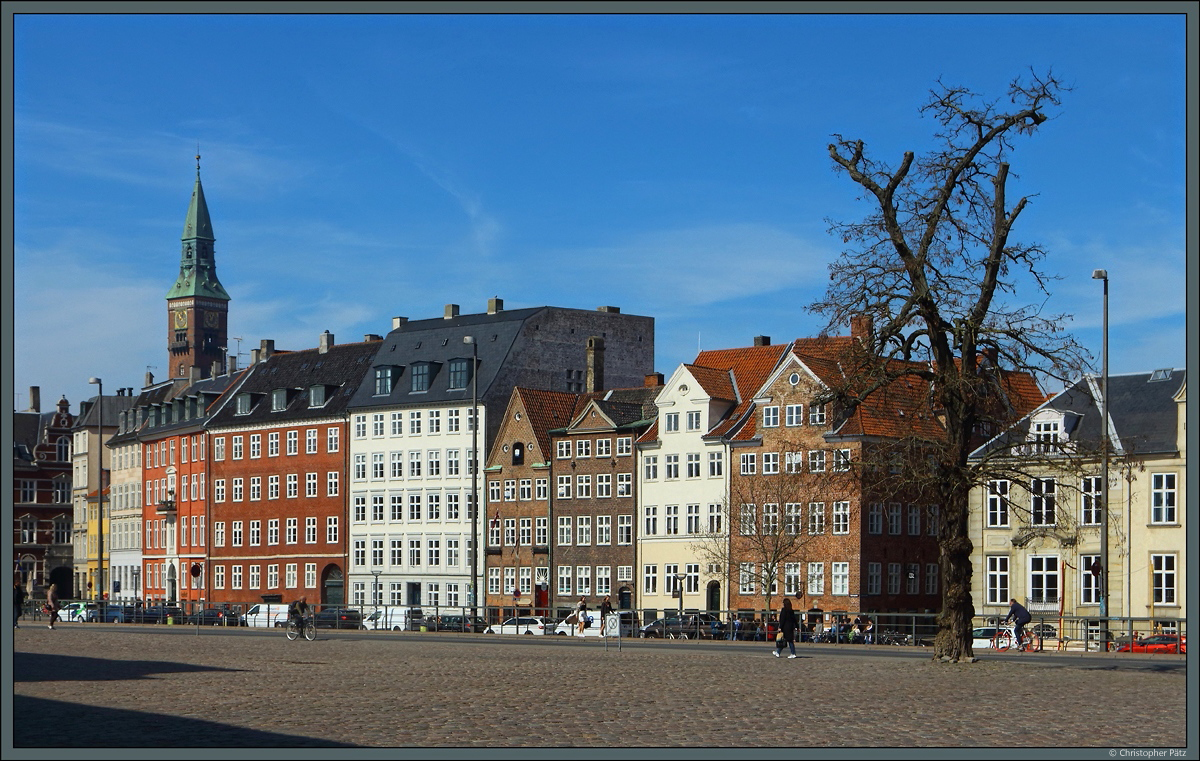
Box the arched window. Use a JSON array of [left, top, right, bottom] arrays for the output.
[[56, 436, 71, 461]]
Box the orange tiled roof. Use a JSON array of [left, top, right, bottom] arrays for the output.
[[514, 387, 580, 461], [693, 343, 790, 438]]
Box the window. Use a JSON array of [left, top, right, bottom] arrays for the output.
[[665, 505, 679, 535], [617, 437, 632, 456], [832, 562, 849, 595], [887, 563, 901, 595], [558, 566, 573, 596], [616, 473, 632, 498], [833, 501, 850, 534], [307, 428, 319, 453], [287, 430, 298, 455], [306, 473, 318, 497], [1031, 478, 1056, 526], [987, 480, 1010, 527], [596, 438, 611, 457], [408, 540, 421, 566], [738, 563, 756, 595], [642, 565, 657, 594], [306, 517, 317, 544], [808, 450, 825, 472], [272, 388, 288, 411], [617, 514, 633, 545], [576, 475, 591, 499], [448, 358, 471, 389], [558, 516, 572, 545], [504, 519, 517, 547], [596, 474, 611, 498], [1151, 554, 1176, 604], [808, 502, 825, 535], [232, 436, 243, 460], [427, 540, 440, 566], [375, 366, 394, 395], [326, 427, 339, 453], [556, 475, 571, 499], [326, 516, 338, 543], [409, 495, 422, 521], [1080, 476, 1102, 525], [577, 516, 592, 545], [740, 453, 756, 475], [409, 452, 422, 478], [686, 410, 702, 431], [214, 479, 226, 503], [214, 522, 225, 547], [867, 503, 882, 534], [1080, 553, 1100, 605], [232, 478, 244, 502], [236, 394, 251, 415], [249, 520, 261, 546], [1151, 473, 1177, 523], [355, 414, 368, 438], [925, 563, 938, 595], [268, 432, 279, 457], [865, 562, 881, 595], [809, 404, 827, 425], [232, 521, 243, 546], [762, 452, 779, 475], [708, 451, 723, 477], [372, 452, 385, 479], [833, 449, 851, 472], [907, 504, 920, 535], [1031, 419, 1060, 453], [1029, 555, 1060, 605], [213, 437, 225, 461], [887, 503, 901, 535], [665, 412, 679, 432], [761, 503, 779, 534], [309, 385, 326, 407], [906, 564, 920, 595], [665, 455, 679, 480], [519, 479, 533, 501], [576, 439, 592, 458], [686, 453, 701, 478], [267, 565, 279, 589], [926, 505, 940, 537], [685, 504, 700, 535], [557, 441, 571, 459], [409, 411, 422, 435], [535, 517, 548, 546], [739, 504, 756, 536], [806, 563, 824, 595], [761, 406, 779, 428], [411, 364, 430, 392], [576, 566, 591, 595], [785, 404, 803, 427], [643, 456, 658, 480], [643, 505, 657, 535]]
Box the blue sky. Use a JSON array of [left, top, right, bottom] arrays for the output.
[[10, 11, 1190, 412]]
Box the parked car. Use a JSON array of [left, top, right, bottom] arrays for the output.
[[313, 607, 364, 629], [970, 627, 1001, 649], [187, 607, 243, 626], [1116, 635, 1186, 654], [640, 613, 725, 639], [364, 606, 424, 631], [242, 603, 290, 628], [1030, 623, 1058, 639], [554, 610, 639, 637], [60, 602, 92, 622], [129, 605, 185, 624], [484, 616, 548, 635], [86, 604, 129, 623], [423, 614, 488, 633]]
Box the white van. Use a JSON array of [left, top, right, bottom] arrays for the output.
[[241, 603, 290, 628], [364, 606, 423, 631]]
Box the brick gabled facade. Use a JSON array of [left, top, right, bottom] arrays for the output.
[[484, 387, 579, 616], [14, 395, 75, 598]]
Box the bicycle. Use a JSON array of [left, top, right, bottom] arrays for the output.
[[992, 624, 1037, 652], [286, 614, 316, 641]]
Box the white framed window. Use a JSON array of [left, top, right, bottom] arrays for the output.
[[487, 568, 500, 595], [286, 430, 298, 455], [327, 427, 339, 453], [643, 505, 657, 535], [761, 406, 779, 428], [305, 516, 317, 544], [1151, 554, 1176, 605], [644, 455, 658, 481], [761, 503, 779, 535], [665, 454, 679, 480], [556, 475, 572, 499], [686, 453, 701, 478], [832, 501, 850, 534], [1028, 555, 1060, 606], [643, 565, 657, 594], [833, 449, 851, 472], [739, 504, 756, 536], [576, 439, 592, 458], [617, 437, 632, 456], [806, 562, 824, 595], [832, 562, 849, 595], [785, 404, 803, 427], [808, 450, 826, 472], [557, 441, 571, 459], [1031, 478, 1056, 526], [1080, 476, 1102, 525], [558, 516, 572, 545], [616, 472, 631, 497], [807, 502, 825, 535], [686, 410, 702, 431], [558, 565, 572, 596], [708, 451, 723, 477], [576, 566, 591, 595], [987, 480, 1010, 527], [268, 432, 279, 457], [740, 453, 756, 475], [664, 412, 679, 432], [576, 475, 591, 499], [739, 563, 756, 595], [617, 514, 633, 545], [596, 515, 612, 544], [577, 516, 592, 545], [809, 404, 827, 425], [1151, 473, 1177, 523]]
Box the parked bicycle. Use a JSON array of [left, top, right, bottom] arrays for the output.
[[286, 614, 316, 641]]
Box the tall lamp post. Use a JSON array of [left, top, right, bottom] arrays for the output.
[[463, 336, 480, 618], [1091, 270, 1110, 632], [88, 377, 104, 601]]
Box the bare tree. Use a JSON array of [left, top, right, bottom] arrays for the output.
[[815, 71, 1089, 661]]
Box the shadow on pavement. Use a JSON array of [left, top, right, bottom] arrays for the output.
[[13, 696, 357, 747], [13, 652, 246, 683]]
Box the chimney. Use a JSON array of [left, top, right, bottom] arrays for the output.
[[645, 373, 664, 387], [586, 336, 605, 393], [28, 386, 40, 413], [488, 298, 504, 315], [753, 335, 771, 347], [319, 331, 335, 354], [145, 371, 154, 388], [444, 304, 460, 320], [392, 317, 407, 330], [364, 334, 382, 342], [850, 315, 874, 342], [212, 361, 222, 378], [259, 339, 275, 359], [189, 366, 201, 384], [597, 306, 621, 313], [228, 356, 238, 373], [251, 348, 261, 365]]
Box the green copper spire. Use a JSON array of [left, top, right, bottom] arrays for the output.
[[167, 154, 230, 301]]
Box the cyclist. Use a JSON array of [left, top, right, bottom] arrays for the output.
[[1003, 598, 1032, 651], [288, 596, 310, 633]]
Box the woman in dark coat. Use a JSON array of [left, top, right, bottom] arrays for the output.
[[774, 598, 798, 658]]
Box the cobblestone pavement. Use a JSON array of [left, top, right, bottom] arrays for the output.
[[8, 624, 1189, 751]]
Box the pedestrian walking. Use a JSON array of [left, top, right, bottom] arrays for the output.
[[598, 595, 613, 636], [774, 599, 798, 659], [45, 583, 60, 630], [576, 597, 588, 636], [14, 580, 26, 628]]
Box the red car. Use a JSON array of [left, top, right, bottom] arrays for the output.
[[1116, 634, 1186, 654]]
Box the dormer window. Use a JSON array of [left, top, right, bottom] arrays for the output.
[[448, 358, 472, 390], [410, 363, 430, 393], [271, 388, 288, 412], [309, 385, 326, 408], [236, 393, 252, 415], [374, 366, 398, 396]]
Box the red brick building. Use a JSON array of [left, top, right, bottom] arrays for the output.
[[13, 392, 75, 598]]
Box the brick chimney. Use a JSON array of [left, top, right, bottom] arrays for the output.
[[753, 335, 771, 347], [645, 373, 664, 387], [587, 337, 605, 393], [850, 315, 874, 342]]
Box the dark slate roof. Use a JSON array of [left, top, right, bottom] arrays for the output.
[[75, 394, 136, 430], [113, 371, 248, 443], [12, 412, 46, 464], [346, 307, 547, 410], [972, 369, 1184, 459], [207, 340, 380, 428]]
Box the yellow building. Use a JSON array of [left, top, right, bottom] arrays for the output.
[[969, 369, 1186, 643]]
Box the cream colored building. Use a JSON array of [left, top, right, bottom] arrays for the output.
[[969, 369, 1186, 640]]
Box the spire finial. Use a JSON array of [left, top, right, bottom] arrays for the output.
[[196, 145, 201, 176]]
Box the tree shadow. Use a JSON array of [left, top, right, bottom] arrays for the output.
[[13, 696, 356, 747], [13, 652, 246, 683]]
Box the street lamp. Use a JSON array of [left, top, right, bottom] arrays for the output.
[[371, 568, 381, 608], [464, 336, 480, 618], [88, 377, 104, 601], [1092, 269, 1110, 630]]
